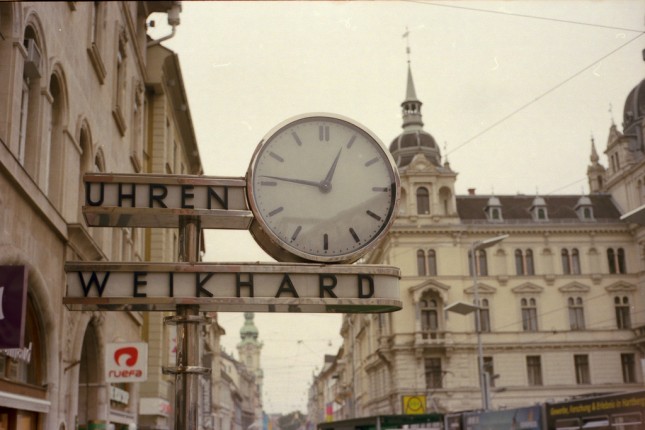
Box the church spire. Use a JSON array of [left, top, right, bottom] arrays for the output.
[[401, 29, 423, 130]]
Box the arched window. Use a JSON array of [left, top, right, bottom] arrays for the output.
[[417, 250, 426, 276], [515, 249, 524, 275], [416, 187, 430, 215], [426, 250, 437, 276], [20, 26, 43, 178], [469, 249, 489, 276], [608, 248, 627, 274], [47, 73, 65, 206], [561, 249, 571, 274], [525, 249, 535, 275], [571, 248, 581, 274]]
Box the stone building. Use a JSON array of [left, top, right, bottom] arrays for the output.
[[0, 2, 208, 429], [308, 59, 645, 422]]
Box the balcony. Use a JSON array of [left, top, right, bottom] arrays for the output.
[[414, 330, 453, 350]]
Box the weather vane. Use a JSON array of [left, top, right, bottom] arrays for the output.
[[403, 26, 411, 64]]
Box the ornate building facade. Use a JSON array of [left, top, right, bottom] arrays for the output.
[[0, 2, 211, 429], [309, 60, 645, 423]]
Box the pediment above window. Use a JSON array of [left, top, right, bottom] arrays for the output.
[[409, 279, 451, 303], [558, 282, 590, 293], [464, 283, 496, 295], [605, 281, 636, 293], [511, 282, 544, 294]]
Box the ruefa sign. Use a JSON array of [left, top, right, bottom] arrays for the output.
[[83, 173, 252, 229], [64, 262, 401, 313], [105, 342, 148, 383], [0, 266, 28, 349]]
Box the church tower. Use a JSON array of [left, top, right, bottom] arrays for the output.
[[388, 37, 458, 221], [237, 312, 264, 400]]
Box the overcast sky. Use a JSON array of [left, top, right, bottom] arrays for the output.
[[148, 1, 645, 414]]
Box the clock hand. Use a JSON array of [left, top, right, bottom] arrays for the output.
[[322, 148, 343, 185], [261, 175, 321, 188]]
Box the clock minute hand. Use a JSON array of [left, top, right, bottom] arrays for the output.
[[261, 175, 321, 188], [322, 148, 343, 185]]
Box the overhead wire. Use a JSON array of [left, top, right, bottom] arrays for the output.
[[447, 31, 645, 156]]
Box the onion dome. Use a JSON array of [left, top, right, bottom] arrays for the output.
[[239, 312, 259, 342], [389, 65, 442, 168], [623, 78, 645, 134]]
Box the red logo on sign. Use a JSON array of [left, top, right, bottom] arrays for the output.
[[114, 346, 138, 367]]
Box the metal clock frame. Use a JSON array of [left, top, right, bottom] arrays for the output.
[[245, 113, 401, 264]]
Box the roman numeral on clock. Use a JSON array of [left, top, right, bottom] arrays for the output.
[[319, 125, 329, 141]]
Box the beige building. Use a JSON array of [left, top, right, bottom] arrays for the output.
[[309, 61, 645, 423], [0, 2, 221, 430]]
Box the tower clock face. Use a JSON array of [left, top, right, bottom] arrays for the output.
[[246, 113, 400, 263]]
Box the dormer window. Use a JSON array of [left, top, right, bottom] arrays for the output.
[[530, 196, 548, 221], [575, 196, 594, 221], [485, 196, 503, 221]]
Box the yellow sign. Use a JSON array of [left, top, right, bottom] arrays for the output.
[[402, 395, 426, 414]]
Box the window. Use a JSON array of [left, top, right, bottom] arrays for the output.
[[425, 358, 443, 389], [607, 248, 627, 274], [427, 250, 437, 276], [574, 354, 590, 384], [621, 353, 636, 383], [420, 298, 439, 332], [417, 250, 426, 276], [515, 249, 535, 275], [483, 356, 495, 388], [526, 356, 542, 386], [469, 249, 489, 276], [476, 298, 491, 333], [568, 297, 585, 330], [417, 187, 430, 214], [417, 249, 437, 276], [562, 248, 581, 274], [571, 249, 581, 274], [515, 250, 523, 275], [525, 249, 535, 275], [561, 249, 570, 274], [615, 296, 631, 329], [521, 298, 538, 331]]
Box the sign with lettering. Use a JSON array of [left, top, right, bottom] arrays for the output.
[[83, 173, 252, 229], [64, 262, 401, 313], [105, 342, 148, 382], [0, 266, 28, 349]]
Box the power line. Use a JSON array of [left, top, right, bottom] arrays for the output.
[[447, 30, 645, 156], [407, 0, 645, 33]]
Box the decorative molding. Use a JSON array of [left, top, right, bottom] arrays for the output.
[[112, 106, 127, 137], [87, 44, 106, 84], [464, 283, 496, 295], [558, 282, 591, 293], [605, 281, 637, 293], [511, 282, 544, 294]]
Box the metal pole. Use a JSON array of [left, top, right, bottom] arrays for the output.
[[471, 241, 488, 410], [163, 217, 211, 429]]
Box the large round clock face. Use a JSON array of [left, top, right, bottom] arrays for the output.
[[246, 113, 400, 263]]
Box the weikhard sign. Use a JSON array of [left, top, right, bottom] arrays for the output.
[[64, 262, 401, 313]]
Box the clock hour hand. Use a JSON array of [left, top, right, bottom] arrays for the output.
[[261, 175, 321, 188]]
